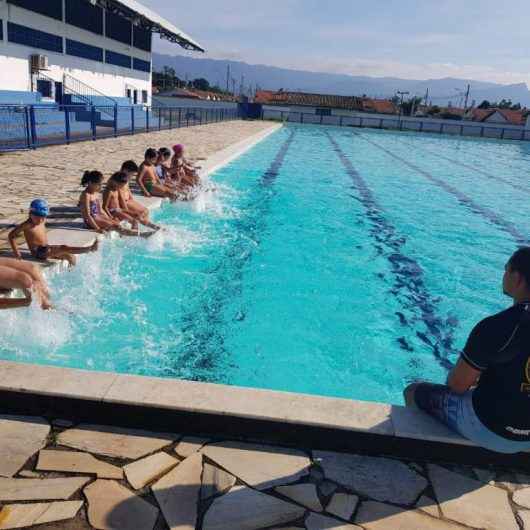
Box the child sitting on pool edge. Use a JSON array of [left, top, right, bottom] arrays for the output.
[[9, 199, 97, 266], [137, 148, 178, 202], [79, 171, 144, 237], [119, 161, 160, 231]]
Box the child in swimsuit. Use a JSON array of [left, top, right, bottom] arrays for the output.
[[103, 172, 139, 229], [119, 161, 160, 231], [137, 148, 179, 202], [79, 171, 141, 237], [171, 144, 201, 187], [9, 199, 98, 267], [155, 148, 171, 184]]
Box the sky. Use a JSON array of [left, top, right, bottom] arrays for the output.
[[141, 0, 530, 85]]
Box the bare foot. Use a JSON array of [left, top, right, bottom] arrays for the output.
[[90, 239, 99, 252], [140, 231, 157, 239]]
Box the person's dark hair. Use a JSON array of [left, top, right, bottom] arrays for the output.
[[81, 170, 103, 187], [509, 247, 530, 286], [145, 148, 157, 160], [121, 160, 138, 173], [158, 147, 171, 158], [109, 171, 129, 185]]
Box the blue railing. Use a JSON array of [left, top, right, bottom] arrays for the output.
[[0, 104, 241, 151]]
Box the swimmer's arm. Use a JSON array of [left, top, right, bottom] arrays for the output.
[[8, 222, 26, 259], [118, 190, 128, 210], [80, 193, 101, 232], [447, 357, 481, 394], [102, 190, 113, 217], [137, 168, 150, 196]]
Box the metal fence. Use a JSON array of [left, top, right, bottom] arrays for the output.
[[0, 104, 241, 151], [262, 108, 530, 141]]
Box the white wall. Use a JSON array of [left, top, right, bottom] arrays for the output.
[[0, 1, 152, 102]]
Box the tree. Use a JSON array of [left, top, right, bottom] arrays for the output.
[[478, 100, 491, 109], [192, 78, 210, 91], [401, 96, 423, 116], [426, 105, 441, 116]]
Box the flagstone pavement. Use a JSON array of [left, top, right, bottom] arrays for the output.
[[0, 415, 528, 529]]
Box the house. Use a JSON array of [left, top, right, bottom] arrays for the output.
[[0, 0, 203, 106], [255, 90, 397, 117], [464, 108, 527, 126]]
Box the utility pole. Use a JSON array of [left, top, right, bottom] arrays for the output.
[[240, 74, 245, 97], [231, 78, 236, 97], [226, 64, 230, 93], [464, 83, 470, 111], [424, 87, 429, 108]]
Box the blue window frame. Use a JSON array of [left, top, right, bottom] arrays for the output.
[[105, 11, 131, 45], [7, 0, 63, 21], [133, 26, 151, 52], [133, 57, 150, 73], [66, 0, 103, 35], [66, 39, 103, 62], [8, 22, 63, 53], [105, 50, 131, 69]]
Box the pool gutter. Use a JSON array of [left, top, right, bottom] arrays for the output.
[[2, 121, 529, 470]]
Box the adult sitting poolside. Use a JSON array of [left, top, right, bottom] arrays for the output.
[[404, 247, 530, 454]]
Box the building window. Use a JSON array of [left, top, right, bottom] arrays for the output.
[[0, 20, 3, 41], [133, 57, 150, 73], [8, 22, 63, 53], [316, 108, 332, 116], [142, 90, 148, 104], [66, 0, 103, 35], [7, 0, 63, 21], [66, 39, 103, 62], [105, 11, 132, 45], [105, 50, 131, 69], [133, 26, 151, 52]]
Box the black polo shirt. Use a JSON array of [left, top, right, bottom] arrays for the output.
[[462, 302, 530, 441]]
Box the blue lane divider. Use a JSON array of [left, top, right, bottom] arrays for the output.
[[326, 130, 456, 371], [354, 131, 528, 246], [174, 130, 297, 382]]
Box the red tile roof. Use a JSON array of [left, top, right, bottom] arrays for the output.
[[467, 108, 526, 125], [255, 90, 397, 114], [255, 90, 362, 110]]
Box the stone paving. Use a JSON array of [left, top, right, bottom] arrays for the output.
[[0, 120, 273, 222], [0, 415, 528, 529]]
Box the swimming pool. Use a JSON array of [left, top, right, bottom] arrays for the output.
[[1, 125, 528, 405]]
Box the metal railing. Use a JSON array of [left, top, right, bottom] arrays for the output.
[[63, 74, 118, 108], [0, 104, 241, 151], [261, 109, 530, 141]]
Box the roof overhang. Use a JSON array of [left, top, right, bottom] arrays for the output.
[[96, 0, 205, 52]]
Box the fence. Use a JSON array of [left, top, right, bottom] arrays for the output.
[[262, 108, 530, 142], [0, 104, 241, 151]]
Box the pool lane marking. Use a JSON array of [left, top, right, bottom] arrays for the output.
[[394, 136, 529, 194], [177, 130, 297, 381], [325, 131, 455, 371], [353, 131, 527, 246]]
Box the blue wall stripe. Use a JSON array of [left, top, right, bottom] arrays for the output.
[[326, 131, 455, 371], [355, 132, 527, 246]]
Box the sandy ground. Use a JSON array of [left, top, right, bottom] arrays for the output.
[[0, 120, 275, 220]]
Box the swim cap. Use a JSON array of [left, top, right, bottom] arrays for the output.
[[172, 144, 184, 153], [30, 198, 49, 217]]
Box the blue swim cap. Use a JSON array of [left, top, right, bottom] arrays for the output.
[[30, 198, 49, 217]]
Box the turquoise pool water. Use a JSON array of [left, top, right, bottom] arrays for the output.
[[1, 125, 528, 405]]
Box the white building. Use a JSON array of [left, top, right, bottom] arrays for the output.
[[0, 0, 203, 106]]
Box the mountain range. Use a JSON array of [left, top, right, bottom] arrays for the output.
[[153, 53, 530, 107]]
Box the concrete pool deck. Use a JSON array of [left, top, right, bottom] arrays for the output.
[[0, 121, 528, 528]]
